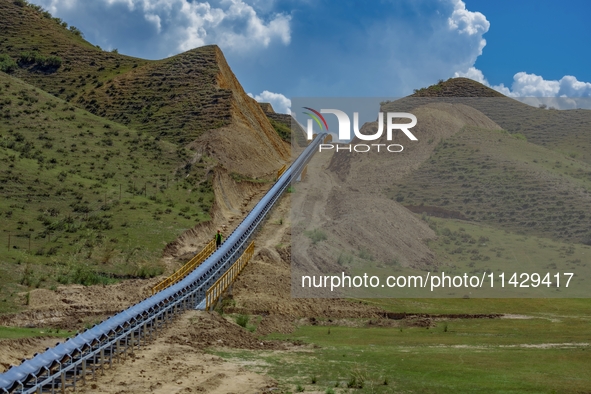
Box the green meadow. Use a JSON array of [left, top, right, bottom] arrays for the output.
[[216, 214, 591, 393], [214, 297, 591, 393], [0, 326, 73, 340]]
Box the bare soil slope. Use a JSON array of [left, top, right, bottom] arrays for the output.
[[0, 279, 158, 330], [223, 190, 386, 334], [329, 102, 502, 185], [284, 103, 502, 279]]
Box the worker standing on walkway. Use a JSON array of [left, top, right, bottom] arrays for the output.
[[215, 229, 223, 249]]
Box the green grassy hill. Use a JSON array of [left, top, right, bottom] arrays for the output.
[[410, 77, 504, 97], [386, 125, 591, 244], [0, 0, 149, 102], [0, 71, 215, 312], [0, 0, 288, 149], [0, 0, 290, 315], [0, 0, 229, 145], [376, 79, 591, 247], [76, 46, 234, 144]]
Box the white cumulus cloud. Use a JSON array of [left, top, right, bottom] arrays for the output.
[[455, 68, 591, 98], [248, 90, 290, 114], [448, 0, 489, 37], [454, 66, 488, 85], [175, 0, 291, 53], [144, 13, 162, 33], [454, 68, 591, 108], [28, 0, 291, 57], [509, 72, 561, 97], [354, 0, 491, 95]]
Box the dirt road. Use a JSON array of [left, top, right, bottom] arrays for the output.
[[75, 311, 282, 394]]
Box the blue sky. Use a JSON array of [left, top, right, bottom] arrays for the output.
[[30, 0, 591, 113], [468, 0, 591, 86]]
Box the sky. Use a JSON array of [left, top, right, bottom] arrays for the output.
[[28, 0, 591, 114]]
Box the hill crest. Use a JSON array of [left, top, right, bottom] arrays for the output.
[[411, 77, 505, 98]]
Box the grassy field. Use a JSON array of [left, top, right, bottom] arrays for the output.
[[0, 325, 73, 340], [212, 297, 591, 393], [210, 212, 591, 392], [422, 217, 591, 296], [0, 72, 215, 313], [212, 208, 591, 392]]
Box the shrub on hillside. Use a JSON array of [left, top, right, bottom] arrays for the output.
[[512, 133, 527, 141], [235, 314, 249, 328], [52, 17, 67, 28], [27, 3, 42, 12], [305, 228, 327, 244], [18, 51, 62, 69], [44, 56, 63, 68], [19, 51, 44, 64], [0, 55, 18, 73]]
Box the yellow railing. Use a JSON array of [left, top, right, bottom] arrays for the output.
[[152, 239, 216, 295], [277, 164, 287, 179], [205, 241, 255, 310]]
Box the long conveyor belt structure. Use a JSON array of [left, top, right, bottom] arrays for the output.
[[0, 133, 327, 394]]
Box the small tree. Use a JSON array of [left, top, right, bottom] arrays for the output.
[[69, 26, 84, 37]]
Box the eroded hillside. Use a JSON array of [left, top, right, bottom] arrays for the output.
[[291, 103, 504, 275]]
